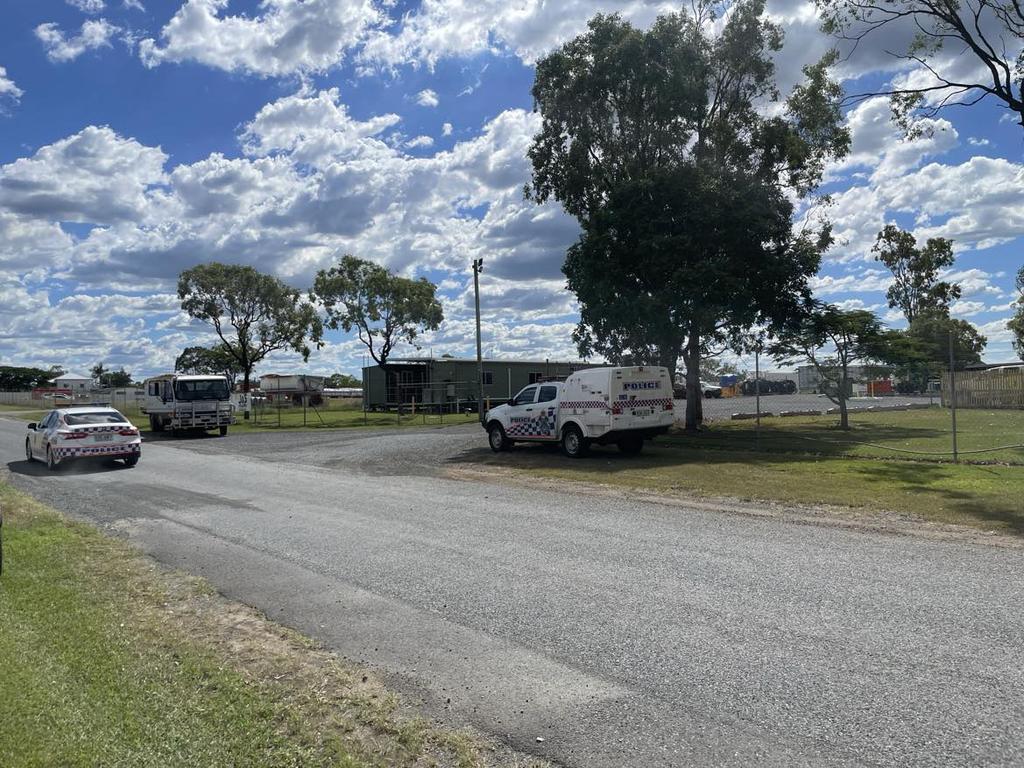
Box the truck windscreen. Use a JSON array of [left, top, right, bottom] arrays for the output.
[[174, 380, 230, 401]]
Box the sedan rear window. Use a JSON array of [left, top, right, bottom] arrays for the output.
[[64, 411, 128, 425]]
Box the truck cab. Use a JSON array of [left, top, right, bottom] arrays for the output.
[[484, 366, 674, 457], [140, 374, 235, 435]]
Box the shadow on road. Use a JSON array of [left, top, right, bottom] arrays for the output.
[[6, 458, 134, 477]]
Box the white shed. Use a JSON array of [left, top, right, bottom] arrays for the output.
[[50, 372, 91, 393]]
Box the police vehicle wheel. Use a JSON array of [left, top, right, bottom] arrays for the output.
[[46, 446, 60, 471], [561, 425, 588, 458], [488, 423, 510, 452], [25, 438, 35, 463], [618, 436, 643, 456], [123, 455, 139, 468]]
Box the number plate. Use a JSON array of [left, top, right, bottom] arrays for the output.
[[632, 408, 652, 417], [93, 433, 113, 442]]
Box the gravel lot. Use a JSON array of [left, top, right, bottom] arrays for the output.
[[2, 417, 1022, 767]]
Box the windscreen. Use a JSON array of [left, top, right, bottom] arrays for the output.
[[64, 411, 128, 425], [174, 379, 230, 401]]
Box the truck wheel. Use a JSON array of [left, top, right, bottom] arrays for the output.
[[561, 425, 589, 458], [149, 414, 163, 432], [618, 436, 644, 456], [488, 423, 510, 452], [219, 426, 228, 437]]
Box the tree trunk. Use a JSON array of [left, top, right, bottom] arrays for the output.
[[682, 330, 703, 431], [242, 368, 252, 393], [838, 370, 849, 429]]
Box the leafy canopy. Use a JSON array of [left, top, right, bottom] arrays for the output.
[[311, 255, 443, 368], [175, 345, 244, 388], [872, 224, 960, 323], [177, 263, 322, 390], [769, 304, 892, 428], [1009, 266, 1024, 360], [527, 1, 850, 428]]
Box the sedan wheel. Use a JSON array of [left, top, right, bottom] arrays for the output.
[[46, 446, 60, 471], [25, 438, 35, 462]]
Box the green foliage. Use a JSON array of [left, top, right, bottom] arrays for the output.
[[311, 255, 443, 368], [769, 304, 892, 428], [175, 345, 243, 388], [177, 263, 323, 390], [0, 366, 63, 390], [325, 373, 361, 388], [816, 0, 1024, 132], [100, 368, 133, 388], [1009, 266, 1024, 360], [872, 225, 960, 323], [527, 1, 850, 429], [906, 310, 987, 370]]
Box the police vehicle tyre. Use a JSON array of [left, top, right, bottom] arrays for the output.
[[46, 445, 60, 471], [219, 426, 228, 436], [618, 436, 644, 455], [561, 424, 589, 458], [488, 423, 511, 452], [124, 454, 139, 468], [25, 438, 35, 463]]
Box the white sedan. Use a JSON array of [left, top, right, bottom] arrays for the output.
[[25, 406, 141, 470]]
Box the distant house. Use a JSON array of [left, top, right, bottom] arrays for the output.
[[259, 373, 326, 406], [50, 372, 91, 394]]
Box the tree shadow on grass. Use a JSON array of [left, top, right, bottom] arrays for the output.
[[849, 461, 1024, 536], [446, 440, 1024, 537]]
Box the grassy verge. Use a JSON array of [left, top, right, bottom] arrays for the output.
[[697, 406, 1024, 464], [0, 482, 539, 768], [465, 439, 1024, 537], [2, 402, 479, 433]]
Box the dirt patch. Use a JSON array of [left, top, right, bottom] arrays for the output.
[[444, 463, 1024, 551]]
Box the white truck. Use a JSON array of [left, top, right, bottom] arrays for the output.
[[139, 374, 235, 435], [484, 366, 675, 457]]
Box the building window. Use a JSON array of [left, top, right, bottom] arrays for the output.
[[481, 371, 494, 386], [528, 372, 544, 384]]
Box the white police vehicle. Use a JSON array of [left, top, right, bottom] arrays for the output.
[[484, 366, 675, 457], [25, 406, 142, 471]]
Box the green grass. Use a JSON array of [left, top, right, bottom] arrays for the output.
[[0, 482, 532, 768], [2, 401, 480, 433], [690, 406, 1024, 464], [469, 436, 1024, 536]]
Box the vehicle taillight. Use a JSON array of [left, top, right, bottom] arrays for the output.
[[60, 431, 89, 440], [119, 428, 139, 436], [663, 400, 673, 411], [611, 404, 623, 415]]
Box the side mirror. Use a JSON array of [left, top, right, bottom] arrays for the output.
[[27, 423, 37, 430], [507, 398, 515, 407]]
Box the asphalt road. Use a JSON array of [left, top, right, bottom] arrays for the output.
[[2, 418, 1022, 767]]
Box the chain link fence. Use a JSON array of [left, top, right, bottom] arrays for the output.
[[676, 358, 1024, 465]]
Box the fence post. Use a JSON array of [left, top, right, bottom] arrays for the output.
[[755, 345, 761, 449], [949, 329, 958, 463]]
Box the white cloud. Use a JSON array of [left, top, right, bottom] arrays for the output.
[[139, 0, 382, 77], [0, 66, 23, 106], [67, 0, 106, 12], [950, 299, 986, 318], [415, 88, 439, 107], [406, 135, 434, 148], [968, 137, 990, 147], [442, 122, 453, 136], [0, 126, 167, 223], [36, 19, 119, 63], [123, 0, 145, 9]]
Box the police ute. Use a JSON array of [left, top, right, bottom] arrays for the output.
[[484, 366, 675, 457]]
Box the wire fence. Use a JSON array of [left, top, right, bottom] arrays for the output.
[[679, 358, 1024, 465]]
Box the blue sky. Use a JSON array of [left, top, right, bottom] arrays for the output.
[[0, 0, 1021, 378]]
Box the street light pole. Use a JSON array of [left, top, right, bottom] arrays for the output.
[[473, 258, 484, 424]]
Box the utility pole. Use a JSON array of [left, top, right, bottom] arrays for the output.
[[949, 328, 958, 463], [473, 258, 484, 424]]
